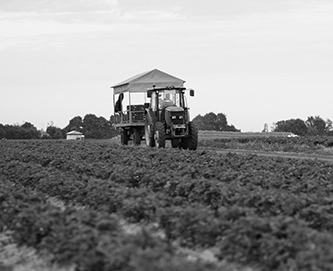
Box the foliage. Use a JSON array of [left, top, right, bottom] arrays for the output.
[[0, 124, 6, 138], [62, 114, 118, 139], [274, 118, 307, 136], [46, 125, 64, 139], [2, 141, 333, 270], [306, 116, 332, 135], [82, 114, 114, 139], [1, 113, 118, 140], [0, 122, 40, 139], [274, 116, 333, 136], [62, 116, 83, 135], [193, 112, 240, 132]]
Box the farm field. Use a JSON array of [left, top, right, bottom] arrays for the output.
[[1, 139, 333, 271], [198, 131, 295, 139], [199, 131, 333, 157]]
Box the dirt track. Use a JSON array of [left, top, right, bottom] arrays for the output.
[[202, 148, 333, 164]]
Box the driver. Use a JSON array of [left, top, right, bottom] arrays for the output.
[[159, 94, 174, 109]]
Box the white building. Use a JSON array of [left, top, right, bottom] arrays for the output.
[[66, 131, 85, 140]]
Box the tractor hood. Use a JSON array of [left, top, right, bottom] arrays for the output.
[[165, 106, 185, 127], [165, 106, 184, 113]]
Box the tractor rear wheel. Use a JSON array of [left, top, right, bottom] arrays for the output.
[[154, 122, 165, 148], [145, 119, 155, 147], [188, 122, 198, 150], [133, 129, 141, 146], [120, 129, 128, 145]]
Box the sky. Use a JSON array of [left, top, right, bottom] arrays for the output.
[[1, 0, 332, 132]]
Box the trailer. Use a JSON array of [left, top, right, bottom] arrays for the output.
[[112, 69, 185, 145]]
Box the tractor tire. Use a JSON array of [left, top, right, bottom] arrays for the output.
[[145, 119, 155, 147], [133, 129, 141, 146], [154, 122, 166, 148], [188, 122, 198, 150], [171, 138, 181, 148], [120, 129, 128, 145]]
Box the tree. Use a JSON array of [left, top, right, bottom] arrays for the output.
[[82, 114, 118, 139], [46, 125, 64, 139], [191, 114, 205, 130], [82, 114, 100, 138], [0, 122, 40, 139], [216, 113, 228, 131], [21, 122, 35, 129], [64, 116, 83, 132], [0, 124, 6, 138], [273, 116, 333, 136], [326, 119, 333, 135], [62, 114, 117, 139], [20, 122, 40, 139], [205, 112, 219, 130], [192, 112, 240, 132], [53, 129, 64, 139], [62, 116, 83, 137], [273, 119, 307, 136], [306, 116, 328, 136]]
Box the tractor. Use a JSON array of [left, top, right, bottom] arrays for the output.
[[144, 86, 198, 150]]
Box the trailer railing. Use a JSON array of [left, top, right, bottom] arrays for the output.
[[114, 104, 145, 125]]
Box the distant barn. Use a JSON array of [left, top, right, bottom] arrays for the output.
[[66, 131, 84, 140]]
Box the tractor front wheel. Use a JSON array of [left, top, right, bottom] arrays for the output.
[[179, 122, 198, 150], [154, 122, 166, 148], [188, 122, 198, 150]]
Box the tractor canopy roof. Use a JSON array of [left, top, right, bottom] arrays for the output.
[[112, 69, 185, 94]]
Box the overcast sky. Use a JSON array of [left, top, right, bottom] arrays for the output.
[[1, 0, 332, 132]]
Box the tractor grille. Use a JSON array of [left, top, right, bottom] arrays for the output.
[[170, 112, 185, 125]]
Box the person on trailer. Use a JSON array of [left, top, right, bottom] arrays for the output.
[[115, 93, 124, 113], [115, 93, 124, 123]]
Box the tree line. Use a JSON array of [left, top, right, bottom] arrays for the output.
[[0, 114, 118, 140], [1, 112, 240, 140], [192, 112, 240, 132], [1, 113, 331, 140], [272, 116, 333, 136], [0, 122, 40, 139]]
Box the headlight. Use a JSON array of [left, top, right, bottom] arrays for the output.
[[172, 116, 183, 119]]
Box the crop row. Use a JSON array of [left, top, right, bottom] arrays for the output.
[[0, 177, 227, 271], [2, 140, 333, 270]]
